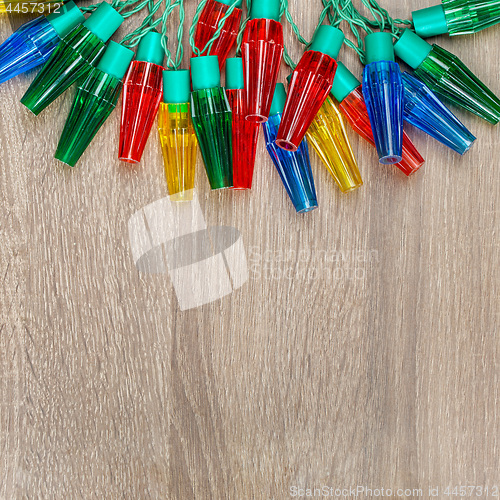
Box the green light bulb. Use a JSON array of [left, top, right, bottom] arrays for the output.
[[55, 42, 133, 166], [190, 55, 233, 189], [443, 0, 500, 35], [395, 30, 500, 125]]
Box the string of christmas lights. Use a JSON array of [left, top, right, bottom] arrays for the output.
[[1, 0, 499, 214]]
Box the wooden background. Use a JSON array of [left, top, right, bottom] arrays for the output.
[[0, 1, 499, 498]]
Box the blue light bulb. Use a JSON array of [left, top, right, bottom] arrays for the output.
[[362, 33, 404, 164], [402, 71, 476, 155], [262, 84, 318, 214]]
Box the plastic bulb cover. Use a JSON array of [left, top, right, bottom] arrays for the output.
[[119, 61, 163, 163], [362, 60, 404, 164], [263, 112, 318, 213], [226, 88, 260, 189], [276, 50, 337, 152], [191, 87, 233, 189], [402, 71, 475, 155], [21, 24, 105, 115], [158, 102, 198, 201], [193, 0, 242, 70], [339, 86, 424, 176], [414, 44, 500, 125], [0, 16, 59, 84], [443, 0, 500, 35], [306, 96, 362, 193], [55, 68, 122, 167], [242, 18, 284, 123]]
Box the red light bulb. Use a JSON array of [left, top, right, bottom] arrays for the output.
[[192, 0, 242, 70], [276, 26, 344, 152], [225, 57, 260, 189], [119, 32, 164, 163], [241, 0, 284, 122]]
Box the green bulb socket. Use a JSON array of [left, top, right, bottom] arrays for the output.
[[83, 2, 124, 43], [394, 29, 433, 70], [46, 0, 85, 39], [308, 25, 345, 59], [250, 0, 281, 21], [364, 32, 395, 64], [412, 5, 449, 38], [217, 0, 242, 7], [225, 57, 244, 89], [136, 31, 165, 66], [163, 70, 191, 103], [270, 83, 287, 116], [331, 61, 360, 103], [191, 55, 221, 91], [97, 41, 134, 81]]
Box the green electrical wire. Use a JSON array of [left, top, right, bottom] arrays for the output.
[[189, 0, 242, 56], [235, 0, 251, 56], [330, 0, 414, 63], [121, 0, 164, 47], [162, 0, 185, 70], [80, 4, 98, 14], [331, 0, 374, 63]]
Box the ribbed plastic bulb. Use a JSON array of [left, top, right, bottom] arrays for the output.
[[225, 57, 260, 189], [362, 32, 404, 164], [119, 32, 164, 163], [241, 0, 284, 122], [395, 29, 500, 125], [276, 26, 344, 152], [307, 95, 362, 193], [20, 2, 123, 115], [190, 56, 233, 189], [338, 85, 424, 176], [158, 70, 198, 201], [0, 2, 84, 84], [413, 0, 500, 37], [402, 71, 475, 155], [192, 0, 243, 70], [263, 84, 317, 213], [55, 42, 134, 167]]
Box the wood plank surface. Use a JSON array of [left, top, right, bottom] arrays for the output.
[[0, 1, 499, 498]]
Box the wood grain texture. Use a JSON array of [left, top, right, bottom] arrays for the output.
[[0, 1, 499, 498]]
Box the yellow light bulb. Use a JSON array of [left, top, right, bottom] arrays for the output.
[[158, 102, 198, 201], [307, 95, 363, 193]]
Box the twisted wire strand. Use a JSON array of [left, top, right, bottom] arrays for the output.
[[121, 0, 164, 46], [162, 0, 185, 69]]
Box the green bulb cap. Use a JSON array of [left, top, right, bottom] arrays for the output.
[[331, 61, 360, 103], [136, 31, 164, 66], [394, 29, 433, 70], [269, 83, 287, 116], [250, 0, 281, 21], [364, 32, 395, 64], [191, 55, 221, 91], [97, 41, 134, 80], [217, 0, 242, 7], [225, 57, 244, 89], [412, 5, 449, 38], [308, 25, 345, 59], [46, 0, 85, 39], [83, 2, 124, 43], [163, 70, 191, 103]]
